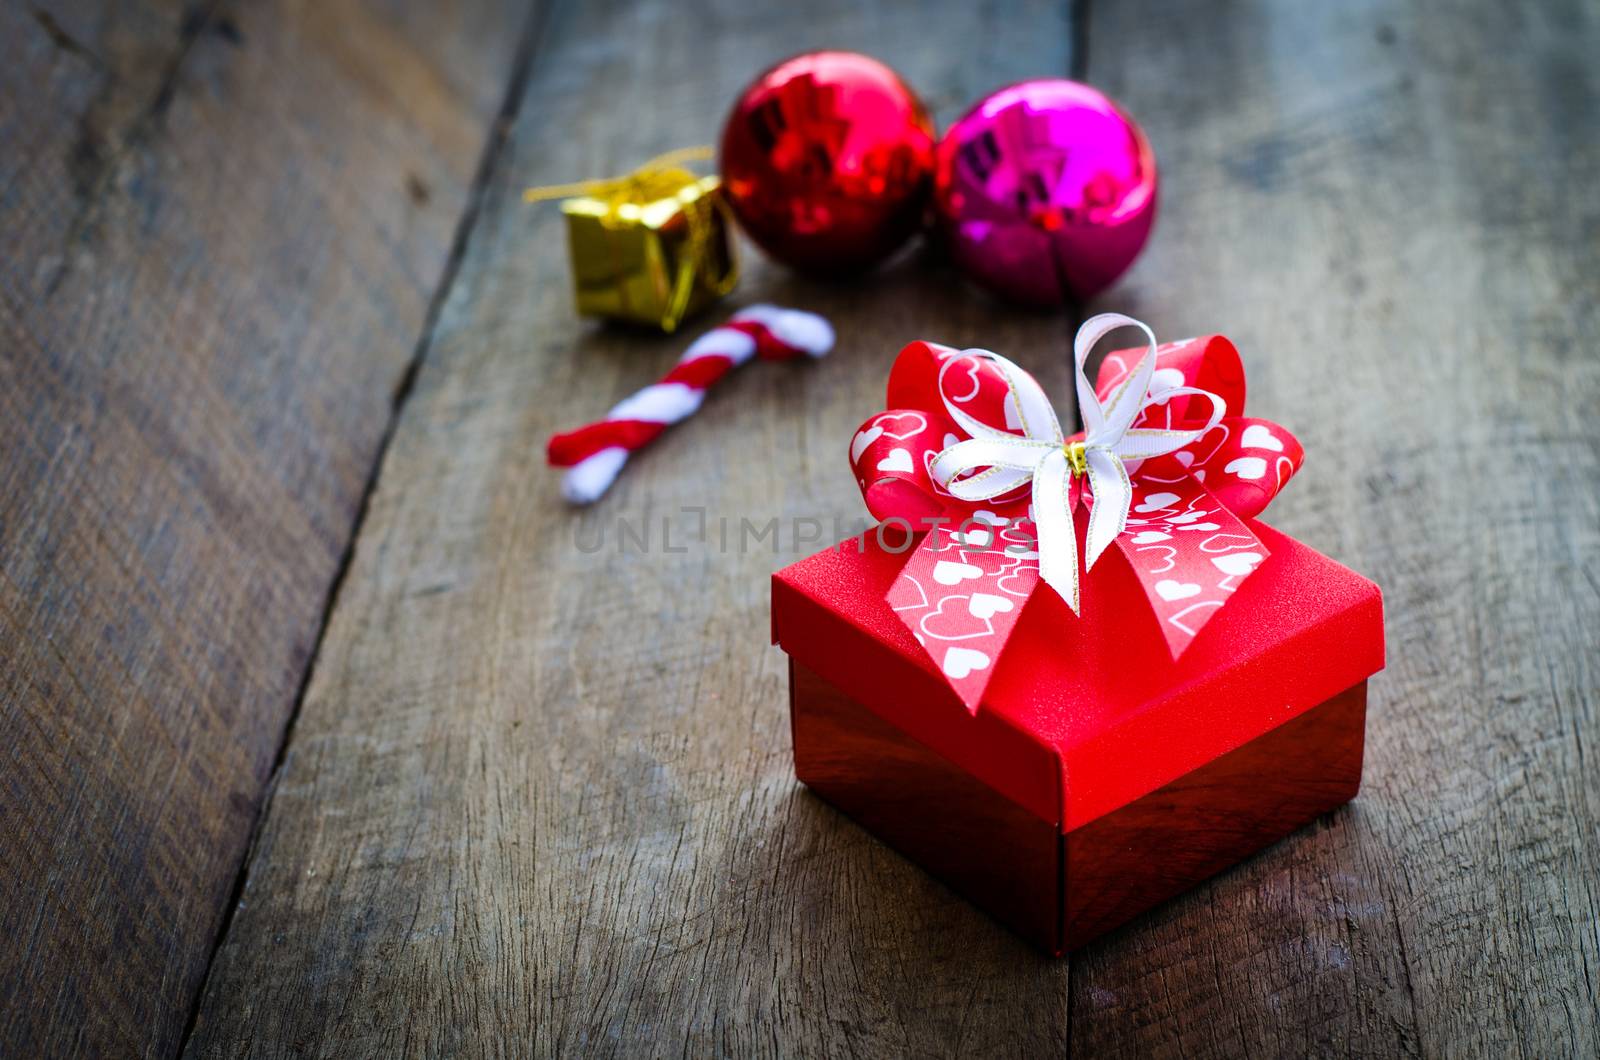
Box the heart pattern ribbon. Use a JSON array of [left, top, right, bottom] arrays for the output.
[[849, 314, 1304, 712]]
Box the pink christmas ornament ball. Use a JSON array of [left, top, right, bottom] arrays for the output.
[[933, 79, 1158, 306]]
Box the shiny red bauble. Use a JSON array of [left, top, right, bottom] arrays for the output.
[[719, 51, 935, 274]]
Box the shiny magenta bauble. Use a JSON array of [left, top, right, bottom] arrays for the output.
[[934, 79, 1157, 305], [720, 51, 935, 273]]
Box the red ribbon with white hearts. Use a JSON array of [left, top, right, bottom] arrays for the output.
[[849, 314, 1305, 713]]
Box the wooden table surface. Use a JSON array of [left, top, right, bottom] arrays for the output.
[[3, 0, 1596, 1056]]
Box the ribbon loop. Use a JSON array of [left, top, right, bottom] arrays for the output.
[[1076, 313, 1157, 444], [937, 351, 1063, 445], [932, 437, 1057, 501]]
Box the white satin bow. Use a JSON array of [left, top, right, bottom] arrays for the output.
[[927, 314, 1226, 614]]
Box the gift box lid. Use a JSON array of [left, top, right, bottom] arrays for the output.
[[772, 521, 1383, 832]]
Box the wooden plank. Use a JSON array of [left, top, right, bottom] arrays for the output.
[[183, 0, 1082, 1055], [0, 1, 529, 1055], [1066, 0, 1600, 1055]]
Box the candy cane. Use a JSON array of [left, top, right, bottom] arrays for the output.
[[548, 305, 835, 503]]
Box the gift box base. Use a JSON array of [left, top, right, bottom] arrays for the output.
[[790, 659, 1367, 954]]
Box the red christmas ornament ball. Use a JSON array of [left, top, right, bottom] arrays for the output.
[[720, 51, 935, 273]]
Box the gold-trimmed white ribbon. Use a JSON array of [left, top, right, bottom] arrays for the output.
[[928, 314, 1227, 614]]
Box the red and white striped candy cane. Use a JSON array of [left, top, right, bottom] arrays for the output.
[[547, 304, 835, 503]]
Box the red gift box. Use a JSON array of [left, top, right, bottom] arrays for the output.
[[772, 524, 1382, 952], [771, 316, 1384, 953]]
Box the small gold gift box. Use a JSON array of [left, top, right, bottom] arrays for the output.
[[528, 150, 738, 333]]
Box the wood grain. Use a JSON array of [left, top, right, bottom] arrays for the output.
[[185, 0, 1079, 1055], [1069, 0, 1600, 1055], [0, 1, 528, 1055], [186, 0, 1600, 1055]]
